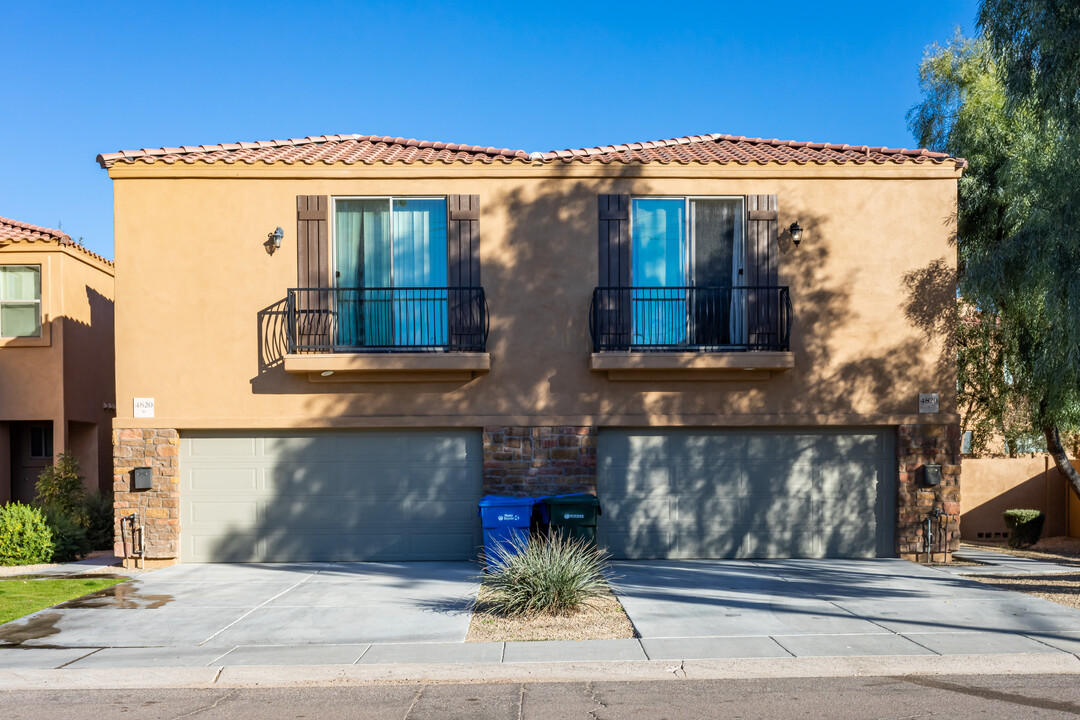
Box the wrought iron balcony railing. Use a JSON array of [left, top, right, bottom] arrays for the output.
[[590, 286, 792, 352], [287, 287, 488, 354]]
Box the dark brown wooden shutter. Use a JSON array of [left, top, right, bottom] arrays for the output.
[[447, 195, 482, 350], [597, 195, 632, 349], [296, 195, 330, 351], [745, 195, 779, 348]]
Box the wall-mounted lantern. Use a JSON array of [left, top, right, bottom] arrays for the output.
[[266, 227, 284, 255], [788, 221, 803, 247]]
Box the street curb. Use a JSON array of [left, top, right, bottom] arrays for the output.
[[1, 654, 1080, 690]]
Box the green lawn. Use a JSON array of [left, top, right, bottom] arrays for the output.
[[0, 577, 126, 624]]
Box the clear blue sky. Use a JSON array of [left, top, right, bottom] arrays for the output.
[[2, 1, 980, 260]]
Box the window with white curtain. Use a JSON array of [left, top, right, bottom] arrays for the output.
[[332, 198, 448, 347], [0, 265, 42, 338]]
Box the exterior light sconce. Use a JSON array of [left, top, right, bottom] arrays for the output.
[[266, 227, 284, 255], [789, 221, 803, 247]]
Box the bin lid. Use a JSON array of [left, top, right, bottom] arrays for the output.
[[478, 495, 539, 508], [541, 493, 599, 505]]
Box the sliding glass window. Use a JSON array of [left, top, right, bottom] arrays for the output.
[[630, 197, 744, 348], [333, 198, 448, 348]]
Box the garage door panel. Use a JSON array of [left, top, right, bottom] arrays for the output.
[[190, 534, 259, 562], [602, 497, 675, 524], [673, 497, 744, 525], [745, 434, 818, 462], [744, 496, 815, 526], [189, 500, 259, 527], [180, 431, 482, 562], [818, 463, 880, 496], [601, 465, 673, 495], [188, 467, 258, 491], [745, 462, 815, 494], [186, 436, 257, 458], [674, 465, 744, 493], [598, 428, 895, 560]]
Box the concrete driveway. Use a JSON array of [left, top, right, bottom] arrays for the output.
[[6, 555, 1080, 670], [0, 561, 477, 651], [614, 558, 1080, 659]]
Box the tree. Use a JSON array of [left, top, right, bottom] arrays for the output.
[[909, 22, 1080, 492]]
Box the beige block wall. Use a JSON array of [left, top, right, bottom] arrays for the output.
[[109, 162, 959, 430], [962, 456, 1074, 540]]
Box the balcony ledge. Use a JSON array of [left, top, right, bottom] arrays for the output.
[[590, 351, 794, 381], [284, 352, 490, 383]]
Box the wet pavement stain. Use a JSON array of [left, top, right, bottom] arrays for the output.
[[56, 582, 172, 610], [0, 612, 62, 645]]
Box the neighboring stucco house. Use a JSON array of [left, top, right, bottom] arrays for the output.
[[98, 133, 963, 565], [0, 216, 116, 502]]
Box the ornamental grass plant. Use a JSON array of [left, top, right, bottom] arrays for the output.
[[477, 531, 613, 617]]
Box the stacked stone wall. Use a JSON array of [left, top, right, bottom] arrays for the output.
[[896, 423, 962, 562], [482, 426, 597, 496], [113, 428, 179, 565]]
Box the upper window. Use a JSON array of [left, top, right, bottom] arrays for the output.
[[631, 197, 744, 288], [0, 265, 42, 338], [631, 198, 744, 346], [332, 197, 449, 348]]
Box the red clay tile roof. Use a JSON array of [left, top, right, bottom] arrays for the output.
[[0, 215, 114, 267], [96, 133, 964, 169], [96, 135, 533, 169], [540, 133, 966, 168]]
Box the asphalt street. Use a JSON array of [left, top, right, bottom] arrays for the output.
[[2, 674, 1080, 719]]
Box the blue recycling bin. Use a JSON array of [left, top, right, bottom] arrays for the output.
[[477, 495, 537, 565]]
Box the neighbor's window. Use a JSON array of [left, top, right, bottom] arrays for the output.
[[29, 424, 53, 459], [0, 265, 42, 338]]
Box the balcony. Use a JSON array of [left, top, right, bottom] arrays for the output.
[[589, 286, 794, 380], [283, 287, 489, 382]]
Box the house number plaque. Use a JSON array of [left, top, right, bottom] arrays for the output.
[[918, 393, 939, 414]]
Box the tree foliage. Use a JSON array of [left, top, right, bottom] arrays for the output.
[[909, 6, 1080, 485]]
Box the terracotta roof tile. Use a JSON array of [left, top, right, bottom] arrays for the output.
[[96, 133, 965, 170], [0, 215, 113, 267]]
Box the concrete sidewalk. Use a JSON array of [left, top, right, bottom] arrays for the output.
[[3, 547, 1080, 681]]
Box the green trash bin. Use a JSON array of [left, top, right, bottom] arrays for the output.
[[540, 493, 602, 548]]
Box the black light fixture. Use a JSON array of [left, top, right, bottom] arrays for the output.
[[267, 227, 284, 255], [788, 221, 803, 247]]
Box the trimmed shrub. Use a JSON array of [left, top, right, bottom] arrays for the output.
[[35, 451, 88, 526], [478, 531, 612, 617], [44, 509, 90, 563], [1004, 509, 1045, 548], [0, 502, 54, 566], [83, 491, 114, 551]]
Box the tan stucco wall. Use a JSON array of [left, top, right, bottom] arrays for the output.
[[109, 161, 960, 430], [0, 243, 115, 492]]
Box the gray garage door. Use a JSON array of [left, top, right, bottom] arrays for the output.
[[598, 428, 895, 559], [179, 430, 482, 562]]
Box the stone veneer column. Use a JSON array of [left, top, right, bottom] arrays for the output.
[[483, 426, 597, 496], [896, 423, 961, 562], [113, 428, 180, 567]]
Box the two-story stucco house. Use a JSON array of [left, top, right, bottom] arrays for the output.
[[0, 216, 116, 502], [98, 133, 964, 566]]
